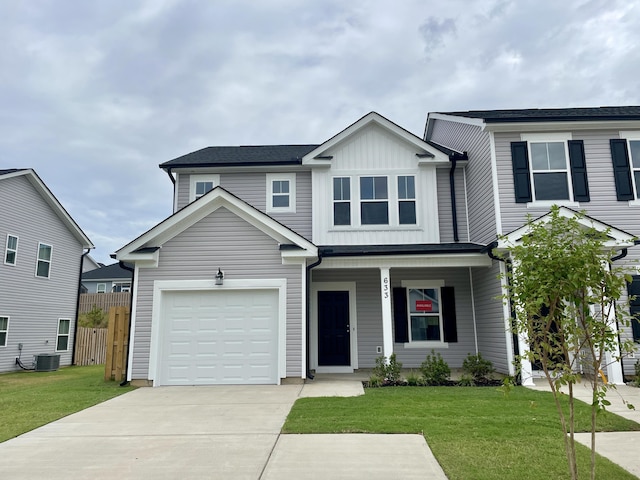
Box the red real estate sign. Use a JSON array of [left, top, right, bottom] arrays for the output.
[[416, 300, 433, 312]]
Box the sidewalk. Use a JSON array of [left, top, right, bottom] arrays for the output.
[[527, 379, 640, 478]]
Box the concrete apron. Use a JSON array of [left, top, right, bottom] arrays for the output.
[[0, 382, 447, 480]]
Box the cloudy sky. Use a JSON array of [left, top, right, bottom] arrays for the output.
[[2, 0, 639, 264]]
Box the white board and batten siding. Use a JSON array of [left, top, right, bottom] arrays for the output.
[[0, 175, 84, 372], [311, 123, 440, 246], [130, 207, 304, 383]]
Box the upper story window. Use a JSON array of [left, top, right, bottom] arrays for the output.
[[629, 140, 640, 197], [0, 316, 8, 347], [333, 177, 351, 226], [398, 176, 416, 224], [266, 173, 296, 213], [511, 133, 589, 205], [189, 174, 220, 203], [35, 243, 52, 278], [4, 235, 18, 265], [360, 176, 388, 225]]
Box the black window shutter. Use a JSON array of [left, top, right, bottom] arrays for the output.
[[441, 286, 457, 343], [567, 140, 590, 202], [511, 142, 532, 203], [610, 139, 634, 201], [627, 277, 640, 341], [393, 287, 408, 343]]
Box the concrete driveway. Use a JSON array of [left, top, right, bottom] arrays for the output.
[[0, 383, 447, 480]]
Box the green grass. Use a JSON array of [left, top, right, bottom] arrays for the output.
[[0, 364, 134, 443], [283, 386, 640, 480]]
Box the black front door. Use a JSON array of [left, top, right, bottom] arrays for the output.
[[318, 291, 350, 366]]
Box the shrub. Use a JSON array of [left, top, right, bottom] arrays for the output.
[[420, 350, 451, 385], [632, 360, 640, 388], [405, 370, 422, 386], [368, 375, 382, 388], [78, 305, 108, 328], [372, 353, 403, 382], [458, 374, 475, 386], [462, 352, 495, 382]]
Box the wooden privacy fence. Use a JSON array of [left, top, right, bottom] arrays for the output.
[[74, 327, 108, 365], [104, 306, 130, 382], [79, 292, 130, 315]]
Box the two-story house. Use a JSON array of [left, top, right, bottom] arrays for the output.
[[115, 108, 639, 387], [0, 169, 94, 372], [81, 262, 133, 293]]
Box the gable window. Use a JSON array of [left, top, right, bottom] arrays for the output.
[[97, 283, 107, 293], [56, 319, 70, 351], [333, 177, 351, 226], [398, 176, 416, 224], [511, 134, 589, 204], [35, 243, 52, 278], [0, 316, 8, 347], [4, 235, 18, 265], [266, 173, 296, 213], [189, 174, 220, 203], [360, 176, 388, 225]]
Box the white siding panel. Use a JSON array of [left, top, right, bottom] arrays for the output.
[[131, 207, 303, 380]]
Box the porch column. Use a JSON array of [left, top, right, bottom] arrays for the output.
[[518, 333, 535, 386], [380, 267, 394, 360], [604, 300, 624, 385]]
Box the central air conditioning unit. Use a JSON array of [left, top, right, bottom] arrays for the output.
[[35, 353, 60, 372]]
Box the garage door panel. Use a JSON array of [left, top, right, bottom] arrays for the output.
[[159, 289, 278, 385]]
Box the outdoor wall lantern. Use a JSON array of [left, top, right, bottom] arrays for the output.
[[215, 268, 224, 285]]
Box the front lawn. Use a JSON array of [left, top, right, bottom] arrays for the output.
[[283, 386, 640, 480], [0, 364, 134, 443]]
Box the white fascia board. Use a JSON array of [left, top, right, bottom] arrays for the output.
[[426, 113, 486, 128], [484, 120, 640, 133], [1, 169, 94, 248], [316, 253, 492, 269], [116, 249, 159, 267]]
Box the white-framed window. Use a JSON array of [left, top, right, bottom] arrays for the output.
[[401, 280, 446, 345], [35, 243, 52, 278], [112, 282, 131, 293], [360, 176, 388, 225], [266, 173, 296, 213], [96, 283, 107, 293], [619, 131, 640, 201], [4, 234, 18, 265], [0, 316, 8, 347], [333, 177, 351, 226], [398, 176, 416, 225], [56, 318, 70, 351], [522, 133, 573, 202], [189, 174, 220, 203]]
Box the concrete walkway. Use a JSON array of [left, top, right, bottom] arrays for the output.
[[0, 379, 447, 480], [527, 380, 640, 478]]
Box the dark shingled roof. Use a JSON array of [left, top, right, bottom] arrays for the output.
[[160, 144, 320, 168], [82, 262, 133, 281], [438, 106, 640, 123], [0, 168, 26, 176], [319, 243, 486, 257]]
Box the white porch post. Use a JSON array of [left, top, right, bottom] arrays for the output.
[[380, 267, 393, 360], [518, 333, 535, 386], [604, 300, 624, 385]]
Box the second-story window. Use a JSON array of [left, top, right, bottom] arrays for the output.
[[628, 140, 640, 198], [529, 141, 571, 201], [333, 177, 351, 226], [398, 176, 416, 224], [360, 176, 388, 225], [35, 243, 52, 278], [4, 235, 18, 265], [266, 173, 296, 213], [189, 174, 220, 203]]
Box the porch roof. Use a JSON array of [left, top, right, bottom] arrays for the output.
[[318, 243, 486, 257]]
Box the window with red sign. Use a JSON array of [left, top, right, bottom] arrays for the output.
[[408, 288, 441, 341]]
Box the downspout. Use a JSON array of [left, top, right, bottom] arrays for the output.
[[449, 156, 459, 242], [72, 248, 92, 366], [165, 167, 176, 212], [118, 260, 135, 386], [305, 252, 323, 380]]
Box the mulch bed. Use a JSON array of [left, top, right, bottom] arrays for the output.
[[363, 378, 504, 388]]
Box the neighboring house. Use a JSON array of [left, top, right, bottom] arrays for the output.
[[0, 169, 93, 372], [116, 108, 640, 387], [82, 254, 101, 273], [81, 262, 133, 293]]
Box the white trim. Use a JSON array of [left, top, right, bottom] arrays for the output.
[[310, 281, 358, 372], [521, 132, 572, 143], [469, 267, 479, 355], [35, 242, 52, 279], [318, 254, 492, 269], [266, 173, 296, 213], [96, 283, 107, 294], [55, 318, 71, 352], [4, 234, 18, 266], [149, 278, 287, 386], [189, 174, 220, 203], [499, 261, 516, 377], [0, 315, 9, 347], [380, 268, 393, 359], [489, 132, 503, 236], [300, 263, 307, 379], [403, 341, 449, 349], [401, 281, 446, 344], [126, 264, 140, 382], [521, 133, 574, 204], [426, 112, 486, 128]]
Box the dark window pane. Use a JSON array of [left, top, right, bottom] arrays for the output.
[[547, 142, 567, 169], [398, 176, 415, 199], [533, 172, 569, 200], [0, 317, 7, 330], [399, 201, 416, 224], [334, 202, 351, 225], [7, 236, 17, 250], [361, 202, 388, 224], [37, 261, 50, 277], [360, 177, 374, 199], [57, 336, 68, 351], [5, 251, 15, 264], [411, 316, 440, 341], [273, 180, 289, 194], [196, 181, 214, 196], [631, 141, 640, 168], [273, 195, 289, 208], [333, 177, 350, 201], [374, 177, 388, 199], [635, 171, 640, 198], [59, 320, 70, 334], [0, 332, 6, 346], [531, 143, 549, 170], [39, 244, 51, 261]]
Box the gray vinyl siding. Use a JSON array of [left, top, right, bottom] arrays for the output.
[[174, 170, 312, 240], [312, 267, 476, 369], [472, 261, 511, 374], [0, 175, 83, 372], [130, 207, 304, 380], [437, 168, 469, 242], [429, 119, 496, 244]]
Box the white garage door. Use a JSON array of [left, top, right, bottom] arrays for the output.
[[158, 289, 279, 385]]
